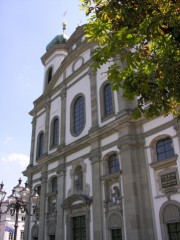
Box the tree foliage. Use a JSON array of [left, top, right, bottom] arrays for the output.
[[81, 0, 180, 118]]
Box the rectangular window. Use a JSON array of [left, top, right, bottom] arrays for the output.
[[9, 234, 13, 240], [20, 231, 24, 240]]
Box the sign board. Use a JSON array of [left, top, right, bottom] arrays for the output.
[[158, 168, 180, 194], [161, 172, 177, 189]]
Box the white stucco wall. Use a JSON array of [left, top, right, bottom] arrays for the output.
[[101, 133, 119, 147], [48, 161, 59, 171], [66, 147, 91, 163]]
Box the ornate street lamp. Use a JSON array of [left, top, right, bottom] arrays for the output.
[[7, 178, 39, 240], [0, 182, 7, 221]]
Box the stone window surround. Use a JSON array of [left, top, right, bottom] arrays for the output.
[[159, 200, 180, 240], [150, 155, 178, 171], [102, 151, 121, 176], [47, 221, 56, 237], [68, 158, 90, 196], [49, 116, 60, 149], [74, 165, 83, 194], [100, 81, 115, 122], [70, 93, 86, 137], [46, 176, 58, 217], [106, 211, 124, 240], [45, 65, 54, 88], [47, 175, 58, 193], [33, 184, 41, 220], [36, 130, 45, 160], [72, 56, 84, 73], [31, 223, 39, 239], [150, 134, 176, 164]]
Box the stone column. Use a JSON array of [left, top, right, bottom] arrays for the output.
[[29, 116, 36, 165], [38, 166, 47, 240], [89, 68, 99, 132], [118, 134, 155, 240], [60, 88, 67, 147], [44, 99, 51, 154], [55, 162, 65, 240], [90, 146, 103, 240]]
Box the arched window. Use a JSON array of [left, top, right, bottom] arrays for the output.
[[108, 154, 120, 174], [37, 132, 44, 158], [104, 83, 113, 116], [51, 117, 59, 147], [52, 176, 57, 193], [47, 67, 53, 84], [73, 95, 85, 135], [74, 166, 83, 194], [156, 137, 175, 161]]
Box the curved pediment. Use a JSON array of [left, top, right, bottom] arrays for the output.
[[62, 194, 92, 210]]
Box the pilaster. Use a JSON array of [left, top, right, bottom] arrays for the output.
[[55, 162, 66, 240], [38, 166, 47, 240], [29, 116, 37, 165], [90, 146, 103, 240], [118, 134, 155, 240], [60, 87, 67, 147], [44, 99, 51, 153], [88, 68, 99, 132]]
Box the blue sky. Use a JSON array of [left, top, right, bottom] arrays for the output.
[[0, 0, 87, 197]]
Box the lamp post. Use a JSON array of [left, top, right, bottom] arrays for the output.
[[0, 182, 7, 221], [7, 178, 39, 240]]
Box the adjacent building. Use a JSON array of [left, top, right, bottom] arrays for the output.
[[23, 24, 180, 240], [0, 200, 25, 240]]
